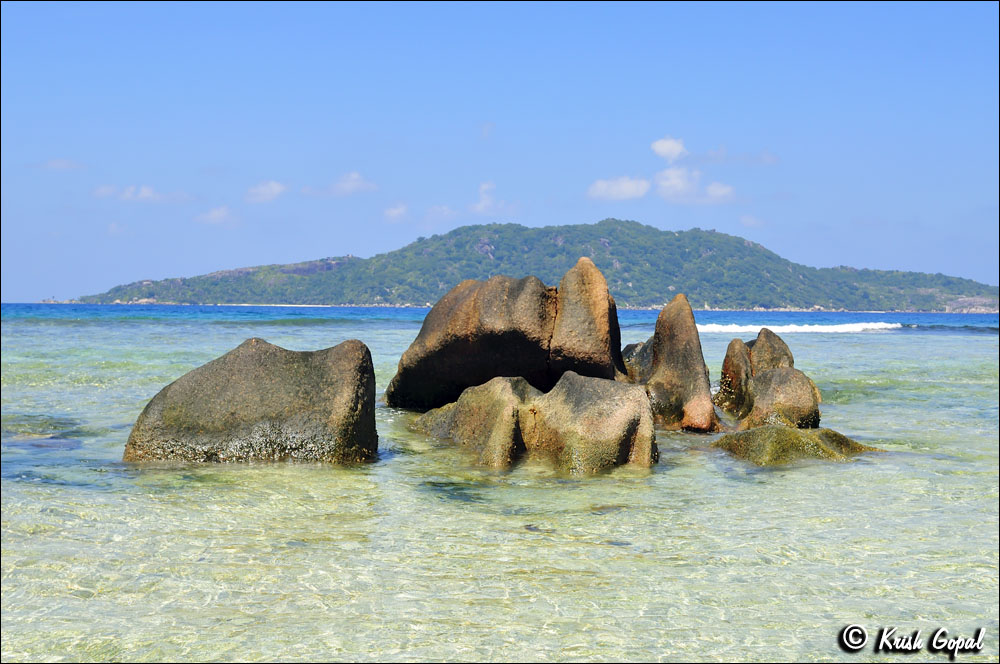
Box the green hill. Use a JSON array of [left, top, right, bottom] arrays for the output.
[[78, 219, 999, 311]]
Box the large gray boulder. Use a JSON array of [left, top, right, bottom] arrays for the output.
[[712, 425, 880, 466], [123, 338, 377, 463], [386, 258, 626, 410], [414, 372, 657, 474], [624, 294, 718, 432]]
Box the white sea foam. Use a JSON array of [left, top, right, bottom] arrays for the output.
[[696, 322, 904, 334]]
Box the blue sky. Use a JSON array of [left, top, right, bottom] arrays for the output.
[[2, 1, 997, 302]]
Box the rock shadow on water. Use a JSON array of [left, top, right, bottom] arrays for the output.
[[2, 436, 83, 451], [419, 478, 492, 504], [1, 412, 113, 445], [3, 463, 134, 492], [704, 442, 884, 485]]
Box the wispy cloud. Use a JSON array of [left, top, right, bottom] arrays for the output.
[[332, 172, 376, 196], [699, 146, 779, 166], [96, 184, 187, 202], [41, 158, 83, 171], [427, 204, 457, 220], [119, 185, 163, 201], [246, 180, 287, 203], [651, 136, 688, 163], [740, 214, 764, 227], [705, 181, 734, 200], [587, 176, 650, 200], [196, 206, 234, 225], [471, 182, 497, 214], [384, 203, 408, 221], [304, 172, 377, 197], [470, 181, 515, 216], [107, 222, 126, 236]]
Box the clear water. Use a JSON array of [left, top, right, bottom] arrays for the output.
[[2, 304, 998, 662]]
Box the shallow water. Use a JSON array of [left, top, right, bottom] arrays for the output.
[[2, 305, 998, 661]]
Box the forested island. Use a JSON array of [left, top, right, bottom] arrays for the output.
[[78, 219, 998, 311]]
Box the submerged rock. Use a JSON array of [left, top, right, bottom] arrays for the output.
[[123, 338, 377, 463], [712, 424, 880, 466], [632, 294, 719, 432], [414, 372, 657, 474], [386, 258, 626, 410]]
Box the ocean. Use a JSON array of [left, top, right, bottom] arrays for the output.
[[2, 304, 997, 661]]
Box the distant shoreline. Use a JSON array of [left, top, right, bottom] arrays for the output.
[[23, 301, 1000, 314]]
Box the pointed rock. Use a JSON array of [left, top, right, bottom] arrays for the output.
[[644, 294, 719, 431], [714, 338, 753, 417], [747, 327, 794, 375], [549, 257, 627, 380]]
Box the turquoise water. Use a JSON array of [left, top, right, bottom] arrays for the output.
[[2, 304, 998, 662]]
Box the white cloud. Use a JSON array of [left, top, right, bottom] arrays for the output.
[[655, 167, 699, 200], [246, 180, 287, 203], [740, 214, 764, 227], [587, 176, 650, 200], [384, 203, 408, 220], [93, 185, 117, 198], [119, 185, 163, 202], [705, 181, 734, 200], [196, 206, 234, 225], [651, 136, 689, 163]]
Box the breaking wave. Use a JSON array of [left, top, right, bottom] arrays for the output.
[[696, 322, 904, 334]]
